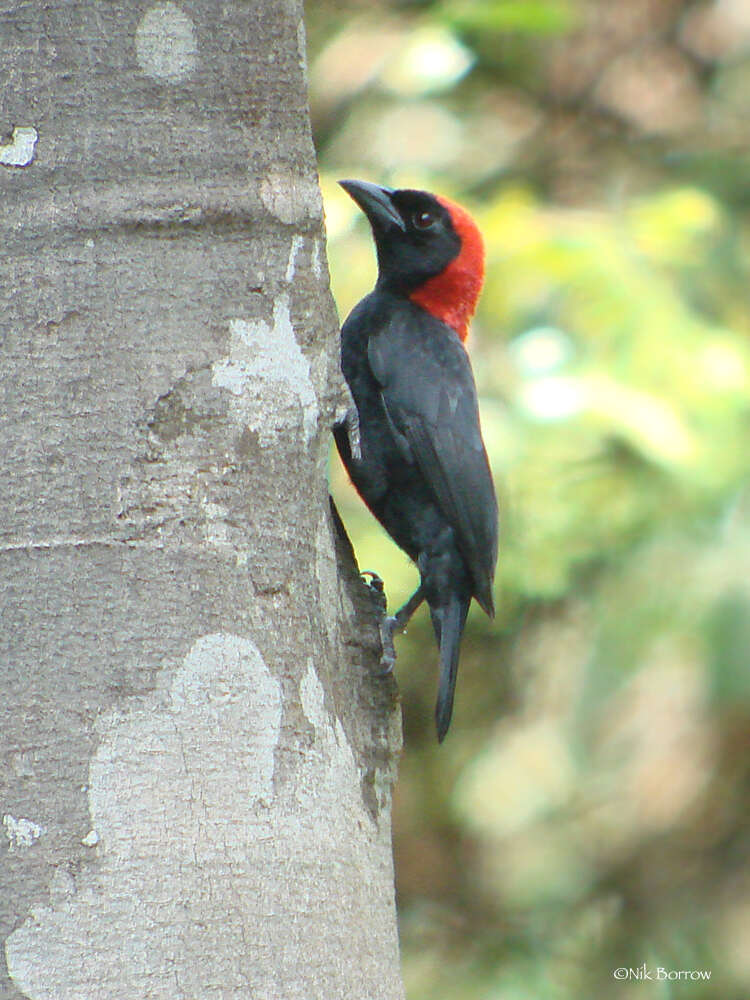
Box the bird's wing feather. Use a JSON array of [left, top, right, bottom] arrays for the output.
[[368, 308, 498, 613]]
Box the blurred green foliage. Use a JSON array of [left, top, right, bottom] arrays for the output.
[[311, 1, 750, 996], [440, 0, 577, 37]]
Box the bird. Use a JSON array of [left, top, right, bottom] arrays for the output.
[[333, 179, 498, 742]]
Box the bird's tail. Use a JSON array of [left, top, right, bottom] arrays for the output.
[[433, 595, 470, 743]]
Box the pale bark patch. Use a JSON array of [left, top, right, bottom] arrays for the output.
[[0, 126, 38, 167], [6, 632, 281, 998], [211, 302, 319, 446], [2, 815, 45, 852], [260, 166, 321, 225], [135, 3, 198, 82]]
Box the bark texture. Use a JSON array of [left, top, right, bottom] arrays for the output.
[[0, 3, 403, 998]]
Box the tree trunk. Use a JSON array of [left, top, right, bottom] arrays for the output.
[[0, 3, 404, 998]]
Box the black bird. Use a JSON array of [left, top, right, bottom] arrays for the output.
[[334, 180, 498, 742]]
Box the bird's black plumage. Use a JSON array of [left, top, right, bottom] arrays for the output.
[[334, 180, 498, 741]]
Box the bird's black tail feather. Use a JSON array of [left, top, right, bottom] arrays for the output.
[[434, 596, 470, 742]]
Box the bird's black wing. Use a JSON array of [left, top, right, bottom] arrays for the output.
[[368, 305, 498, 614]]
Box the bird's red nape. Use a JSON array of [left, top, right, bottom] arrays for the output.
[[409, 197, 485, 342]]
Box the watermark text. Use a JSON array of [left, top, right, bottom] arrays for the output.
[[613, 964, 711, 982]]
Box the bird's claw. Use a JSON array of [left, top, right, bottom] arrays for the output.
[[361, 570, 385, 595]]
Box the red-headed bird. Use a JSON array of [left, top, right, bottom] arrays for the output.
[[334, 180, 498, 742]]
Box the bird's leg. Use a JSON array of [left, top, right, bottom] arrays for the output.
[[361, 571, 395, 673], [391, 585, 426, 630], [378, 585, 425, 674]]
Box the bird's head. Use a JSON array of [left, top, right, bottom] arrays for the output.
[[339, 179, 484, 342]]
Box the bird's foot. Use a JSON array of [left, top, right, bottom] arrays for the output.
[[334, 400, 361, 462], [378, 615, 399, 675], [361, 571, 401, 674]]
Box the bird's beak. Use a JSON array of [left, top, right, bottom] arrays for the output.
[[339, 179, 406, 232]]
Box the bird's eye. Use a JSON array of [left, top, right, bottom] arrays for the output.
[[413, 210, 435, 230]]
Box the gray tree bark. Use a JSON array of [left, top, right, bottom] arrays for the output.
[[0, 3, 404, 998]]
